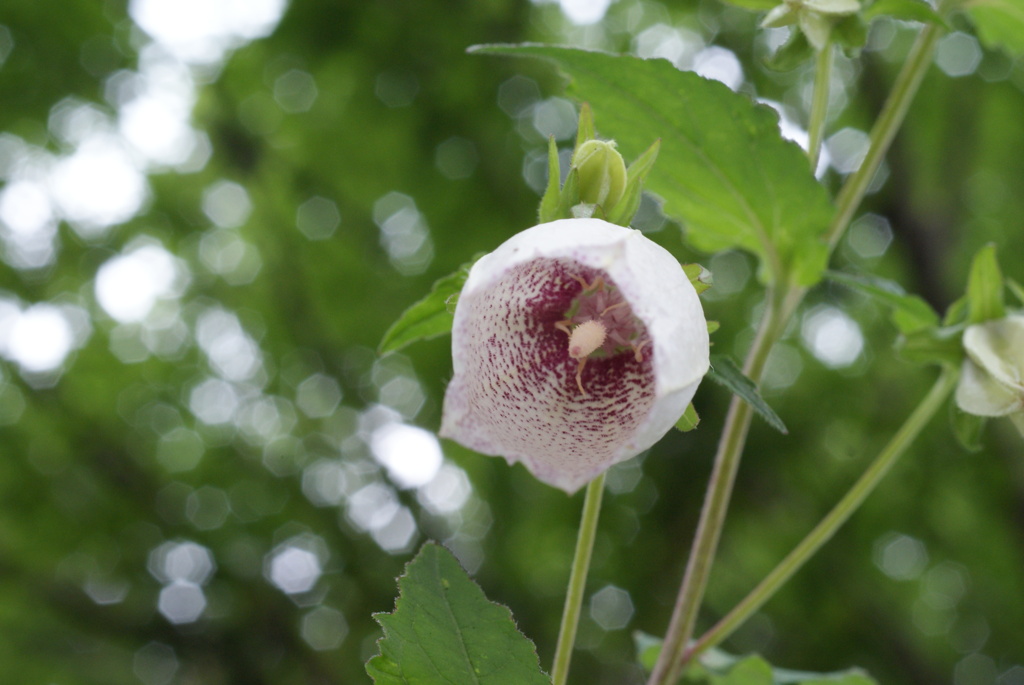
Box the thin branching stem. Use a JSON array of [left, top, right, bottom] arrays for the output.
[[647, 20, 945, 685], [685, 366, 958, 662]]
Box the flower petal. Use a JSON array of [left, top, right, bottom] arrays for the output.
[[956, 358, 1022, 417], [440, 218, 709, 493], [799, 11, 833, 51], [761, 3, 798, 28], [804, 0, 860, 15], [962, 314, 1024, 392]]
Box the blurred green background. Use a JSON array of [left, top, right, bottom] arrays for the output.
[[0, 0, 1022, 683]]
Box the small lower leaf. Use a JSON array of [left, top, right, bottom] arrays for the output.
[[367, 542, 548, 684], [378, 256, 481, 355], [683, 263, 713, 295], [675, 402, 700, 432], [633, 635, 878, 685], [707, 354, 788, 434]]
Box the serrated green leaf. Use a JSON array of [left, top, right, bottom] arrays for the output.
[[863, 0, 947, 25], [826, 270, 938, 334], [675, 402, 700, 431], [470, 45, 834, 287], [366, 542, 549, 684], [966, 243, 1005, 324], [966, 0, 1024, 56], [707, 354, 788, 434], [378, 256, 481, 355]]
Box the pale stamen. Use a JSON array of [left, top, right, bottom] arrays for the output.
[[568, 320, 607, 360], [556, 272, 646, 396]]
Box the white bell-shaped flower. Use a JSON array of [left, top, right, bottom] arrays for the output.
[[440, 218, 710, 493], [956, 314, 1024, 435]]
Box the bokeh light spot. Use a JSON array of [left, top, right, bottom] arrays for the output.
[[133, 642, 178, 685], [435, 137, 479, 180], [274, 69, 318, 113], [148, 540, 216, 585], [267, 544, 322, 594], [692, 46, 744, 91], [417, 463, 472, 515], [129, 0, 288, 64], [372, 192, 434, 275], [49, 134, 147, 237], [936, 32, 982, 78], [296, 196, 340, 240], [827, 128, 870, 175], [589, 585, 635, 631], [370, 423, 443, 489], [801, 306, 864, 369], [158, 581, 207, 624], [556, 0, 612, 25], [302, 605, 349, 650], [873, 532, 928, 581], [4, 304, 76, 374], [95, 242, 185, 323], [202, 180, 252, 228], [375, 70, 419, 108], [157, 427, 205, 472], [296, 373, 342, 418], [847, 213, 893, 260]]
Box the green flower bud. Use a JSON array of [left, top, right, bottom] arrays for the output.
[[572, 140, 627, 210]]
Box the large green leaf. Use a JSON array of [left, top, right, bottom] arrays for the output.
[[366, 542, 549, 684], [470, 45, 834, 287], [966, 0, 1024, 56]]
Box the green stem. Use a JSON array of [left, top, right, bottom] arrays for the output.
[[648, 21, 945, 684], [647, 289, 790, 685], [685, 366, 958, 662], [807, 41, 834, 172], [826, 21, 943, 251], [551, 472, 606, 685]]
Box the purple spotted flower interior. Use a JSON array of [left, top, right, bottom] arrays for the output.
[[441, 256, 657, 491]]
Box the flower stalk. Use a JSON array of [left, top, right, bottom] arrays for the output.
[[826, 20, 943, 251], [807, 39, 834, 172], [551, 472, 606, 685], [647, 287, 790, 685]]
